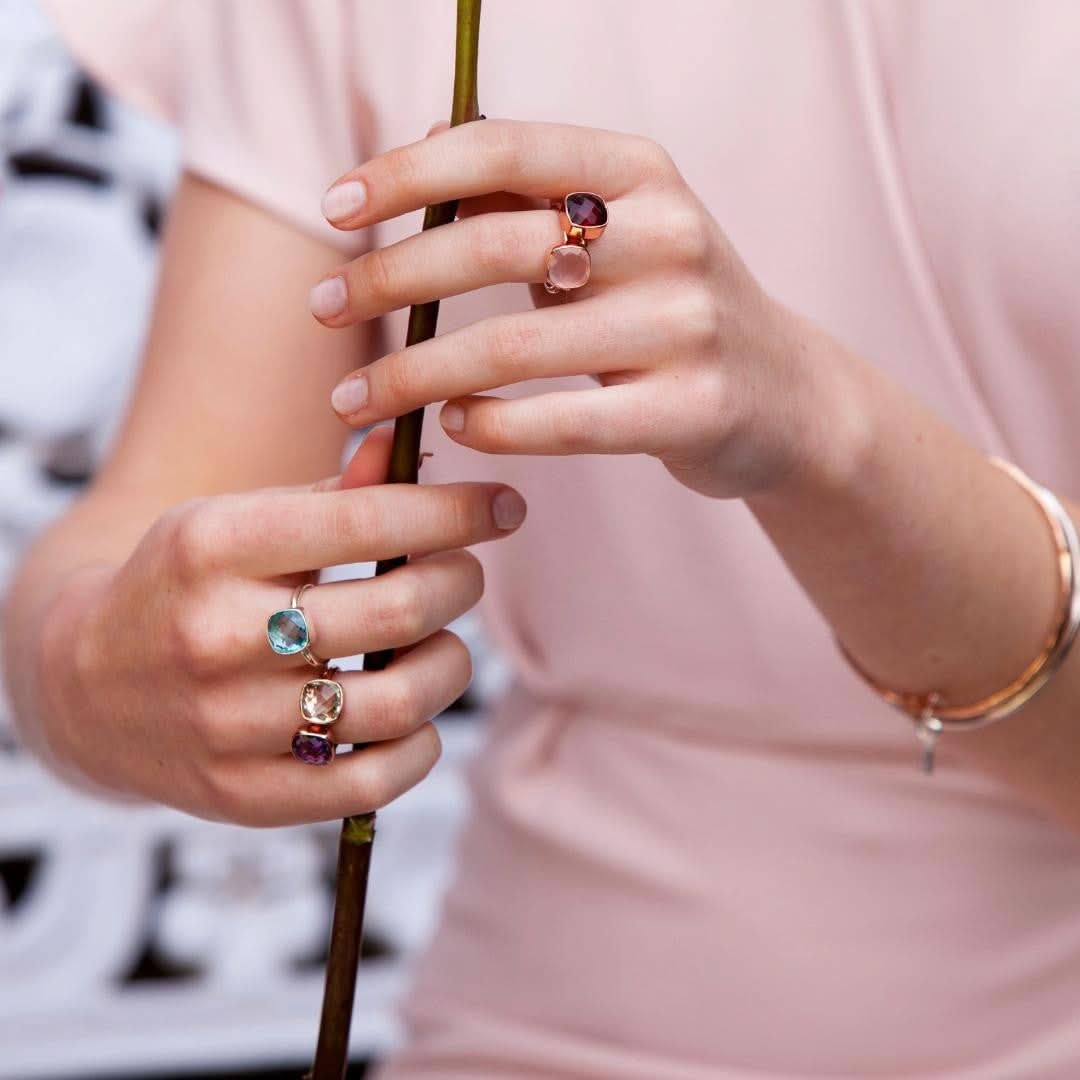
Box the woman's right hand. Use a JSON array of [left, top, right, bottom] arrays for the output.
[[33, 427, 526, 825]]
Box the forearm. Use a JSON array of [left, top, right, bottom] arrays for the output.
[[747, 314, 1079, 827], [4, 174, 363, 767]]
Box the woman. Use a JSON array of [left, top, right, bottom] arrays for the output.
[[8, 1, 1080, 1076]]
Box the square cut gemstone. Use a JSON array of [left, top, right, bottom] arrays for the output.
[[546, 244, 591, 290], [565, 192, 607, 229], [267, 608, 309, 655], [301, 678, 343, 723], [292, 730, 334, 766]]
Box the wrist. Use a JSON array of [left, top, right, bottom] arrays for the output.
[[748, 304, 879, 508], [25, 564, 116, 784]]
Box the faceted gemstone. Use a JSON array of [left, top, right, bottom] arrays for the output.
[[565, 192, 607, 229], [266, 607, 309, 655], [545, 244, 591, 290], [301, 678, 343, 723], [292, 729, 334, 766]]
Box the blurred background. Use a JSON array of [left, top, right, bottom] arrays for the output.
[[0, 2, 505, 1076]]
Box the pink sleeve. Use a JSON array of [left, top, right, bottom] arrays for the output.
[[43, 0, 369, 254]]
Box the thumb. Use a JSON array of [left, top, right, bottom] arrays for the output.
[[339, 424, 395, 490], [310, 424, 394, 493]]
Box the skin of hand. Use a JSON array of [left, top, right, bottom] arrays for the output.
[[309, 118, 864, 502], [305, 118, 1080, 830], [30, 425, 527, 826]]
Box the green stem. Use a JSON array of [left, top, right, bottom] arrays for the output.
[[307, 4, 482, 1077]]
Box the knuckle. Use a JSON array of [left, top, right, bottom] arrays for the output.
[[383, 575, 427, 642], [631, 136, 676, 182], [171, 598, 231, 679], [455, 550, 485, 605], [358, 249, 399, 308], [670, 285, 723, 352], [380, 351, 419, 406], [187, 684, 239, 749], [378, 146, 422, 197], [328, 492, 381, 551], [442, 628, 475, 694], [197, 766, 250, 824], [186, 693, 219, 744], [694, 365, 729, 415], [666, 203, 711, 268], [485, 119, 528, 176], [486, 316, 543, 375], [547, 398, 592, 454], [380, 671, 422, 732], [418, 721, 443, 768], [163, 499, 222, 581], [362, 723, 444, 810], [360, 766, 396, 812], [436, 486, 484, 545], [471, 215, 520, 278]]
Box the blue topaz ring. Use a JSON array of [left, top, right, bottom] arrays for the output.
[[292, 669, 343, 766], [266, 582, 327, 667]]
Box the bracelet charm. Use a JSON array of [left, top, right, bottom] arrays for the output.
[[839, 457, 1080, 773]]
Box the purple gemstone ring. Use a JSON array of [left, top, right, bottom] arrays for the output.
[[544, 191, 608, 296], [291, 667, 343, 766]]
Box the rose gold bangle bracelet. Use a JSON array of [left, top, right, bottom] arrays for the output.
[[839, 456, 1080, 774]]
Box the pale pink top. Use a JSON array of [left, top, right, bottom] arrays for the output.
[[47, 2, 1080, 1076]]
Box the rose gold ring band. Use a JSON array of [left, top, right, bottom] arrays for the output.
[[543, 191, 609, 295]]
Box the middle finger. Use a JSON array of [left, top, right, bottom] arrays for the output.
[[330, 286, 685, 427]]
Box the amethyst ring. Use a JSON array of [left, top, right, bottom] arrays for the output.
[[543, 192, 608, 295], [292, 668, 343, 766], [266, 582, 327, 668]]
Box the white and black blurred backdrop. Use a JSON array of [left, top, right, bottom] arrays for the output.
[[0, 3, 503, 1077]]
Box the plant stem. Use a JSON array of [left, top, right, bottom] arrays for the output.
[[307, 4, 482, 1077]]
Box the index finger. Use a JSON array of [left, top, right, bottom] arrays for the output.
[[320, 119, 655, 230], [182, 482, 526, 578]]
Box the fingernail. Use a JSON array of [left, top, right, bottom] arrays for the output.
[[492, 489, 527, 530], [441, 403, 465, 433], [331, 374, 368, 415], [321, 180, 367, 223], [309, 277, 347, 319]]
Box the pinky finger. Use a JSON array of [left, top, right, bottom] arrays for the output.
[[217, 723, 442, 826], [438, 383, 680, 457]]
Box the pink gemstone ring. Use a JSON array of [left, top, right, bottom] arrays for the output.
[[544, 191, 608, 295]]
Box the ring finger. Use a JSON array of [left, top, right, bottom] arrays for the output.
[[310, 197, 651, 327], [213, 628, 472, 756]]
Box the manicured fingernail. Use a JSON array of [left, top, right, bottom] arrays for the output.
[[309, 277, 347, 319], [321, 180, 367, 223], [441, 403, 465, 433], [331, 374, 368, 415], [492, 489, 526, 530]]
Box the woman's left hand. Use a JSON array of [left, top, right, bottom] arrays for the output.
[[310, 119, 860, 500]]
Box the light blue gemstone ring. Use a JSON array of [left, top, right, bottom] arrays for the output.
[[267, 582, 327, 667]]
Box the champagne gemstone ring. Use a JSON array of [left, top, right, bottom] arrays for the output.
[[544, 191, 608, 295]]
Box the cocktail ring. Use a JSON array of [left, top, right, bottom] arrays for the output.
[[543, 191, 608, 295], [266, 582, 328, 667], [291, 668, 343, 766]]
